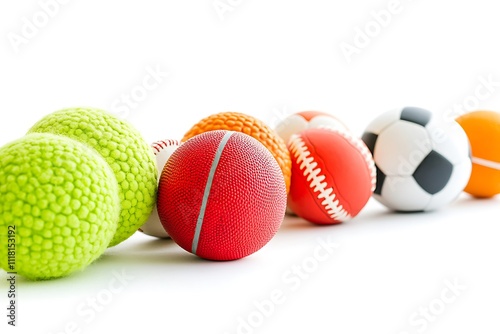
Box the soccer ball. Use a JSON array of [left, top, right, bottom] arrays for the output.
[[361, 107, 472, 212]]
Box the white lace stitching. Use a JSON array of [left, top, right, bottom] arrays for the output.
[[289, 134, 352, 221]]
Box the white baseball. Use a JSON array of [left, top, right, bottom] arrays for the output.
[[139, 139, 181, 238], [274, 111, 350, 216], [275, 111, 349, 146]]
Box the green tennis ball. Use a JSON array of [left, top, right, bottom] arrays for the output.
[[0, 133, 119, 280], [28, 107, 157, 247]]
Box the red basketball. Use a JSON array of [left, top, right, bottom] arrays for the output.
[[157, 130, 287, 260], [288, 127, 376, 224]]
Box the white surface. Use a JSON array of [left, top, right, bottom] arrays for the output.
[[378, 175, 432, 211], [1, 1, 500, 333], [375, 121, 430, 176], [363, 108, 403, 135], [275, 113, 348, 145], [139, 139, 180, 238]]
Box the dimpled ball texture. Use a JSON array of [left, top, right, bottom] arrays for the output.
[[0, 133, 120, 280], [158, 130, 287, 260], [28, 107, 157, 247], [182, 112, 292, 193]]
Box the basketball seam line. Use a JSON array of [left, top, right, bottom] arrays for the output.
[[472, 156, 500, 170], [289, 134, 352, 222], [191, 131, 234, 254]]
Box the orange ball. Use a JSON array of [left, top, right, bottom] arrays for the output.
[[182, 112, 292, 192], [456, 110, 500, 198]]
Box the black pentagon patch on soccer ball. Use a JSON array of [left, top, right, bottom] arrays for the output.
[[400, 107, 432, 127], [374, 166, 385, 195], [413, 150, 453, 195], [361, 132, 377, 155]]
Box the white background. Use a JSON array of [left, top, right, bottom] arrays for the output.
[[1, 1, 500, 333]]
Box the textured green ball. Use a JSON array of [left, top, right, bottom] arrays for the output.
[[0, 133, 120, 280], [28, 107, 157, 247]]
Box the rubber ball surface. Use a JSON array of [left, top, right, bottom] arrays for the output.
[[158, 130, 287, 261], [182, 112, 291, 193], [0, 133, 120, 280], [28, 107, 157, 247]]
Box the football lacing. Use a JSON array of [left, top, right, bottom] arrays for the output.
[[289, 135, 352, 222]]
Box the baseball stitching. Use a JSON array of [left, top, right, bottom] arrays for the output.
[[151, 139, 180, 155], [289, 134, 352, 222]]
